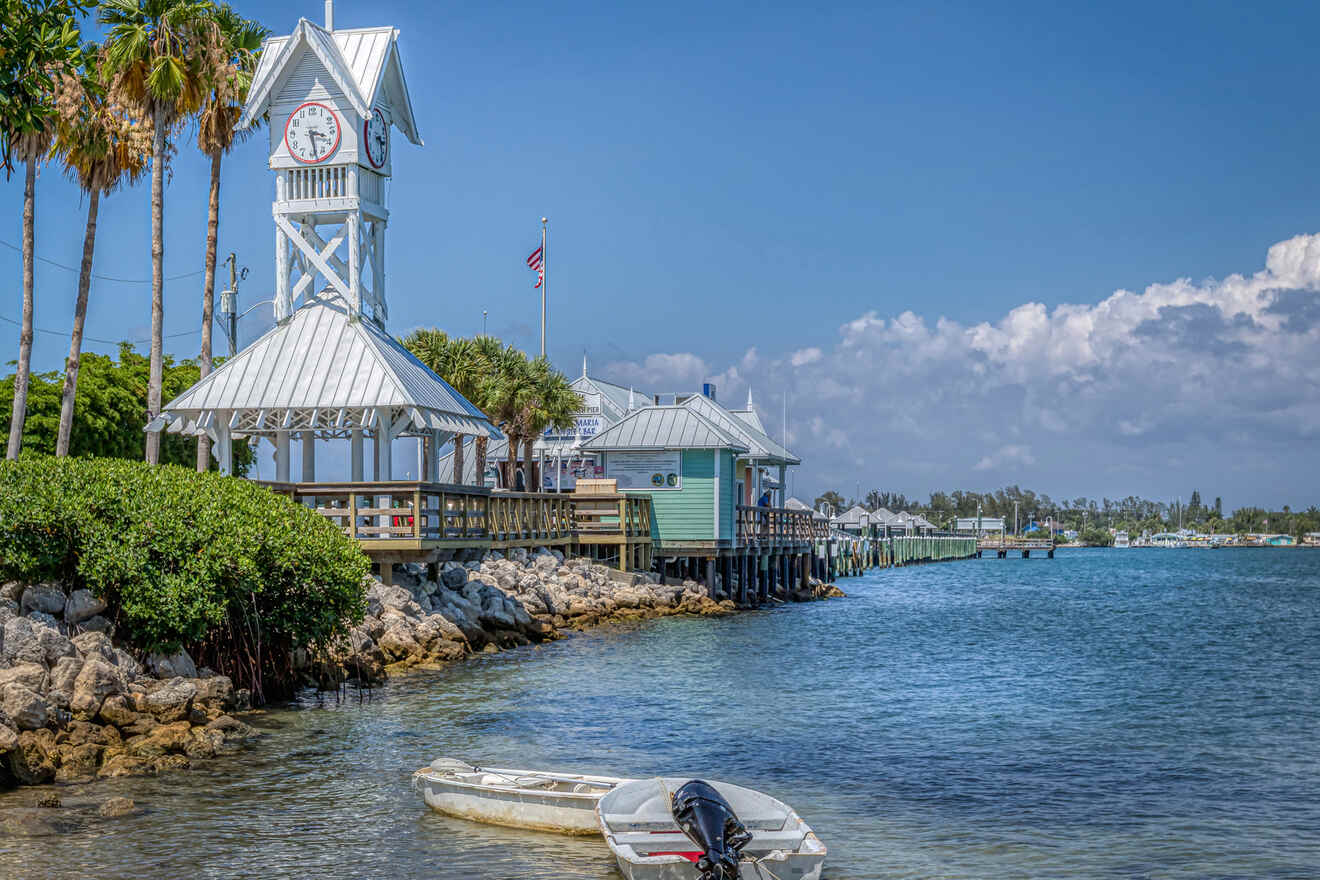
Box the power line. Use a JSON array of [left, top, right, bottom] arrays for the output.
[[0, 312, 200, 345], [0, 238, 205, 283]]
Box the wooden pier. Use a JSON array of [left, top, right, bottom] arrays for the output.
[[975, 537, 1056, 558]]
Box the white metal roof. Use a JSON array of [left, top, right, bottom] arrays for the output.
[[785, 496, 829, 520], [150, 292, 496, 439], [241, 19, 422, 145], [680, 393, 801, 465], [831, 504, 872, 527], [731, 408, 767, 434], [580, 406, 749, 453]]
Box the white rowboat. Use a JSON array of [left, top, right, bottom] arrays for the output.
[[595, 777, 827, 880], [412, 757, 633, 835]]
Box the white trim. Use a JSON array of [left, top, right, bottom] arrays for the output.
[[713, 447, 721, 540]]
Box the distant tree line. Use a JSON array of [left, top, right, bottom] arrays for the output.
[[814, 485, 1320, 539]]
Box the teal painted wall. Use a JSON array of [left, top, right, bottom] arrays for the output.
[[612, 450, 716, 543], [718, 449, 735, 542]]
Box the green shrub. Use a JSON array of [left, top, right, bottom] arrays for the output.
[[0, 455, 368, 700]]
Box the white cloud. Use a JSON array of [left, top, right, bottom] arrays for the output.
[[600, 234, 1320, 506]]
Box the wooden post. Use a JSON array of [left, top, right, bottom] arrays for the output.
[[351, 428, 364, 481], [705, 558, 716, 594]]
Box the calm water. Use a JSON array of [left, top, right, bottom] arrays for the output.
[[4, 549, 1319, 879]]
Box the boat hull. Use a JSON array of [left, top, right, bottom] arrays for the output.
[[413, 763, 630, 835]]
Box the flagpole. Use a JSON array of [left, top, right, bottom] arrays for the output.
[[540, 217, 548, 359]]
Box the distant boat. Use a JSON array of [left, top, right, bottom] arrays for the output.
[[412, 758, 632, 834], [1148, 533, 1187, 548], [1114, 531, 1130, 548]]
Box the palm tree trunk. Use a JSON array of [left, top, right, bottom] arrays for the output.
[[452, 434, 464, 485], [523, 438, 537, 493], [507, 433, 520, 490], [475, 435, 487, 486], [144, 110, 166, 465], [56, 188, 100, 457], [197, 150, 221, 471], [6, 160, 37, 461]]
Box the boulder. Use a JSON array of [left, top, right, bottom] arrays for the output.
[[1, 617, 45, 666], [54, 742, 103, 782], [367, 582, 415, 613], [441, 564, 468, 590], [6, 729, 56, 784], [185, 725, 226, 759], [194, 675, 235, 715], [126, 720, 193, 757], [19, 582, 65, 617], [97, 694, 139, 728], [72, 630, 117, 665], [143, 678, 196, 722], [206, 714, 258, 740], [1, 684, 49, 730], [0, 663, 48, 694], [78, 615, 114, 636], [62, 720, 121, 748], [508, 547, 529, 566], [0, 581, 23, 602], [98, 797, 137, 818], [148, 649, 198, 680], [532, 553, 559, 573], [378, 622, 422, 662], [0, 722, 16, 753], [64, 589, 107, 625], [47, 655, 83, 709], [70, 657, 128, 720], [98, 752, 156, 779]]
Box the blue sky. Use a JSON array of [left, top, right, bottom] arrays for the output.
[[4, 0, 1320, 508]]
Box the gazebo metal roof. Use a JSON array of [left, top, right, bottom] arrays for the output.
[[580, 406, 749, 453], [148, 293, 496, 440]]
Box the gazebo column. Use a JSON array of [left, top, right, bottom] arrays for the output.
[[350, 429, 364, 481], [302, 431, 316, 481], [214, 421, 233, 476], [416, 434, 425, 481], [375, 408, 393, 538], [275, 432, 291, 483], [429, 430, 442, 482], [452, 434, 465, 485]]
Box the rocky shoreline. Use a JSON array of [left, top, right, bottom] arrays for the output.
[[0, 547, 842, 793]]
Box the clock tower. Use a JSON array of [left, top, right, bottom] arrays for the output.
[[238, 0, 421, 325]]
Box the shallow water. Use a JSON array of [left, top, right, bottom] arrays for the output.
[[3, 548, 1319, 879]]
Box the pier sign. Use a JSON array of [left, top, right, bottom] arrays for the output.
[[606, 451, 682, 490]]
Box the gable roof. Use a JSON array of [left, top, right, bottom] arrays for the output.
[[580, 406, 748, 453], [240, 19, 422, 145], [831, 504, 872, 527], [680, 393, 801, 465], [149, 292, 495, 439], [731, 408, 768, 434]]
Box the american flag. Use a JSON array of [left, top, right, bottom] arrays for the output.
[[526, 245, 544, 288]]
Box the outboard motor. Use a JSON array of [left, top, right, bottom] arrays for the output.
[[671, 780, 753, 880]]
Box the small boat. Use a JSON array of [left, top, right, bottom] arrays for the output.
[[596, 777, 826, 880], [412, 758, 633, 835]]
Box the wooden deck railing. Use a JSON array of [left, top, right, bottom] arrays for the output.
[[261, 481, 651, 550], [735, 505, 826, 545]]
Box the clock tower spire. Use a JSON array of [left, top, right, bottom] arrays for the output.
[[238, 6, 421, 326]]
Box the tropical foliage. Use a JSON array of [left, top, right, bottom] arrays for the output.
[[0, 455, 368, 701], [0, 344, 253, 472]]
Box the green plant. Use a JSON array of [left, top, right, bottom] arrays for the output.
[[0, 455, 368, 701]]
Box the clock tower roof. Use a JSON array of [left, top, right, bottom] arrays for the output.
[[240, 17, 421, 146]]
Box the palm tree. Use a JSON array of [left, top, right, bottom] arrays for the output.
[[51, 48, 150, 457], [2, 2, 84, 460], [100, 0, 216, 464], [520, 357, 579, 493], [404, 328, 485, 484], [194, 3, 266, 471], [481, 345, 534, 490], [469, 334, 507, 485]]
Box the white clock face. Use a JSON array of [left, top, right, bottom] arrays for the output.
[[284, 101, 341, 164], [363, 107, 388, 168]]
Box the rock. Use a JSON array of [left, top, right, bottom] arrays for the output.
[[0, 581, 23, 602], [70, 657, 127, 720], [19, 582, 65, 617], [97, 695, 139, 728], [47, 655, 83, 709], [37, 792, 61, 808], [441, 564, 468, 590], [206, 714, 258, 740], [143, 678, 196, 722], [61, 720, 121, 748], [27, 610, 60, 631], [34, 618, 76, 666], [126, 720, 193, 757], [185, 726, 226, 759], [0, 722, 17, 753], [148, 649, 197, 680], [98, 752, 156, 779], [7, 729, 56, 784], [508, 547, 529, 566], [113, 649, 142, 679], [532, 553, 559, 573], [368, 582, 415, 613], [98, 797, 137, 818], [78, 615, 114, 636], [1, 684, 49, 730], [153, 753, 191, 772], [54, 742, 102, 781], [194, 675, 234, 714], [1, 617, 44, 665], [0, 662, 48, 694], [72, 631, 117, 665], [378, 622, 422, 661], [64, 589, 107, 625]]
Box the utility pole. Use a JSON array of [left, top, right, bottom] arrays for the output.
[[218, 252, 248, 358]]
